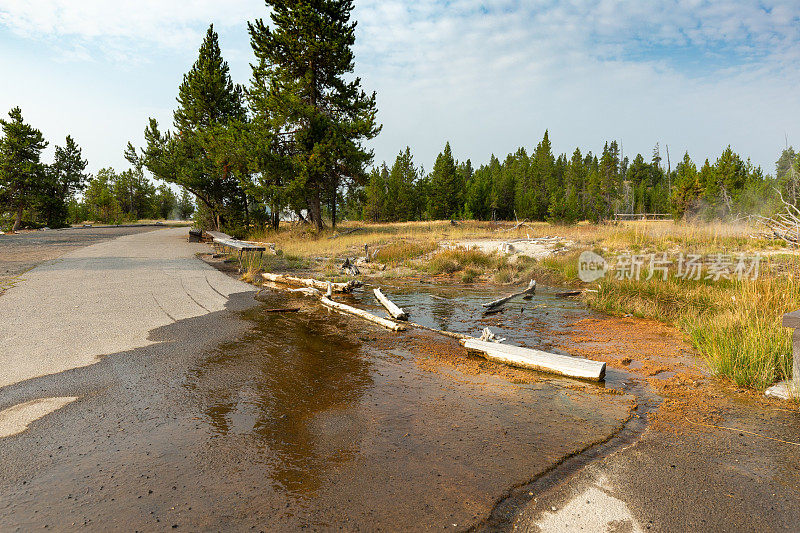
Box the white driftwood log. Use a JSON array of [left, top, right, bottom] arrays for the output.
[[320, 296, 406, 332], [461, 338, 606, 381], [262, 273, 357, 293], [373, 288, 408, 320], [483, 279, 536, 309], [288, 287, 321, 297]]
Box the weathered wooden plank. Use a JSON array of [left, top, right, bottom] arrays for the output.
[[204, 230, 265, 251], [460, 338, 606, 381], [373, 288, 408, 320], [320, 296, 406, 331]]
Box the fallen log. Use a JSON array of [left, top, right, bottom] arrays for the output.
[[264, 307, 301, 313], [320, 296, 406, 331], [262, 272, 359, 293], [373, 288, 408, 320], [555, 290, 583, 298], [328, 227, 361, 239], [483, 279, 536, 309], [288, 287, 321, 297], [407, 322, 470, 340], [461, 338, 606, 381], [479, 327, 506, 343]]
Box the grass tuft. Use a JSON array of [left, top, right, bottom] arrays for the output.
[[373, 241, 437, 266]]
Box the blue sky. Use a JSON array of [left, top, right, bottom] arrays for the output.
[[1, 0, 798, 176]]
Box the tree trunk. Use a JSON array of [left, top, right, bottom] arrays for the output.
[[330, 188, 337, 229], [243, 192, 250, 228], [310, 185, 323, 231], [12, 203, 23, 232], [271, 207, 280, 231]]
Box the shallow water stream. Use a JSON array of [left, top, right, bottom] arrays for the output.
[[180, 282, 636, 529]]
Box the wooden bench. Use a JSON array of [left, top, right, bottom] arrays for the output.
[[765, 310, 800, 399], [204, 231, 266, 269]]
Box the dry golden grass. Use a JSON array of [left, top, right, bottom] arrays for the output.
[[584, 257, 800, 390], [248, 219, 778, 260]]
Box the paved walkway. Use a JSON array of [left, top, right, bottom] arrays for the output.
[[0, 227, 253, 389]]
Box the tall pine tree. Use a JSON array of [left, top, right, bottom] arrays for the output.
[[429, 142, 460, 219], [40, 136, 89, 227], [248, 0, 380, 230], [0, 107, 48, 231], [139, 25, 246, 231]]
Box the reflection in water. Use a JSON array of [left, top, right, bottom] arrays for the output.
[[180, 283, 630, 530], [371, 282, 592, 346], [186, 299, 371, 496], [430, 296, 458, 332]]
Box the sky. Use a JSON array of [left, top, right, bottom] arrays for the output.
[[0, 0, 798, 177]]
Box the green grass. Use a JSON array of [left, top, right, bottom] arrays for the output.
[[373, 241, 437, 266], [583, 259, 799, 390], [427, 248, 496, 275]]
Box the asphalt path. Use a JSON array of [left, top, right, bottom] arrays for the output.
[[0, 225, 165, 283], [0, 226, 253, 389]]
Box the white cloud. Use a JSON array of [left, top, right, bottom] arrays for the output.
[[0, 0, 797, 173], [349, 0, 800, 172], [0, 0, 264, 52]]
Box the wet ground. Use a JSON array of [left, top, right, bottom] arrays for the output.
[[3, 228, 798, 531], [0, 275, 636, 530]]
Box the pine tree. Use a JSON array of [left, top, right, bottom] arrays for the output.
[[41, 136, 88, 227], [494, 151, 522, 220], [140, 25, 246, 231], [532, 131, 556, 219], [363, 165, 388, 221], [84, 169, 123, 224], [0, 107, 48, 231], [670, 152, 701, 218], [248, 0, 380, 230], [155, 184, 178, 220], [429, 142, 460, 219], [708, 146, 746, 216], [776, 147, 799, 206], [177, 189, 196, 220], [387, 147, 418, 221]]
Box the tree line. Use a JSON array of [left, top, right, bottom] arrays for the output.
[[70, 167, 195, 225], [354, 134, 793, 224], [0, 108, 88, 230], [0, 106, 195, 230]]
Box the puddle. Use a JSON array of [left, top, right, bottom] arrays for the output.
[[180, 284, 636, 529], [360, 281, 593, 350]]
